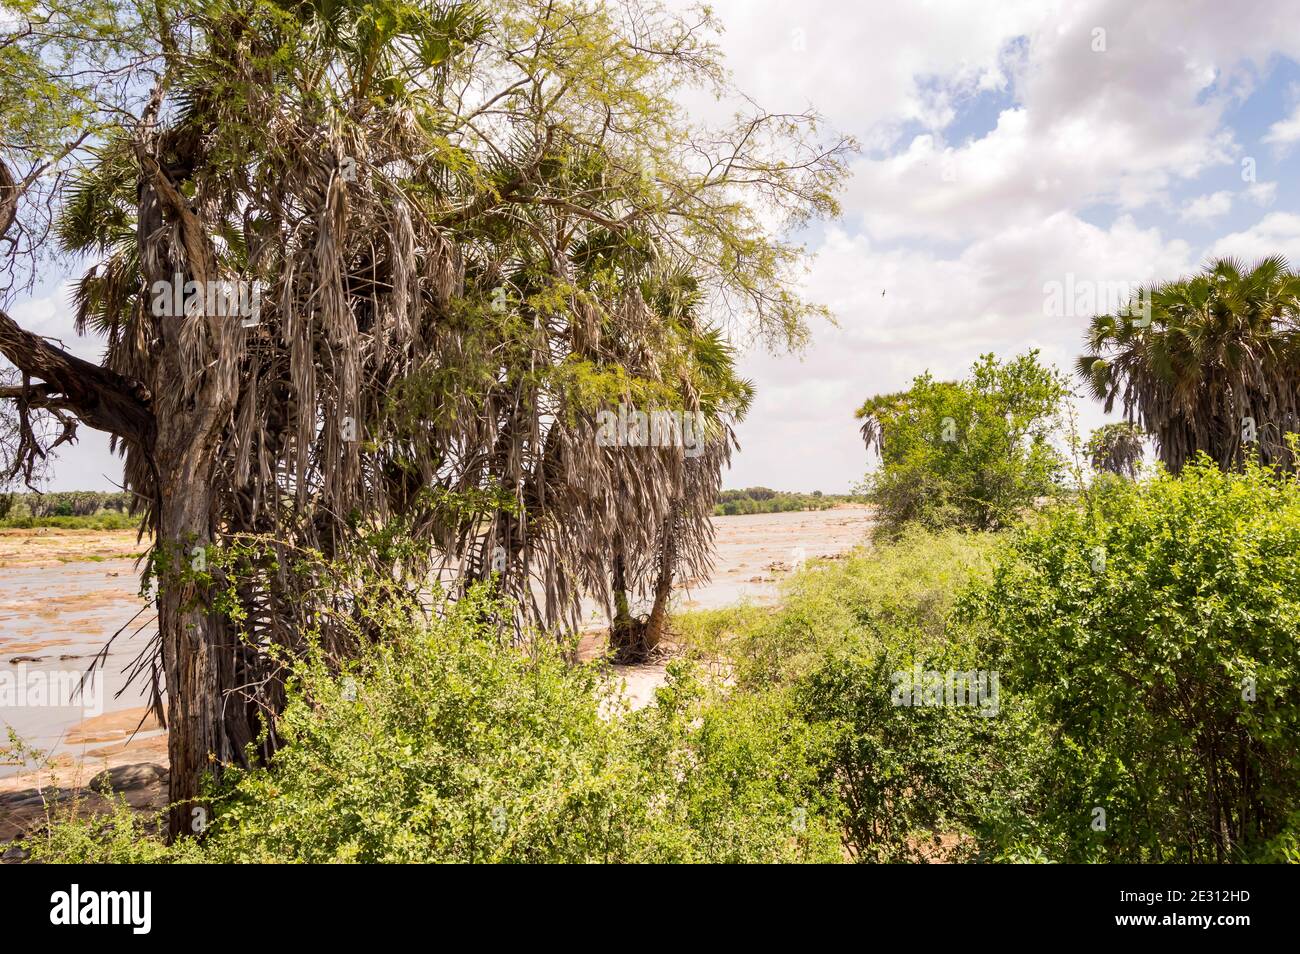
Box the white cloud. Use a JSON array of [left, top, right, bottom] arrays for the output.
[[1180, 191, 1233, 223], [1205, 212, 1300, 265], [1262, 103, 1300, 149], [684, 0, 1300, 249], [725, 215, 1194, 490], [688, 0, 1048, 135], [1246, 181, 1278, 206], [714, 0, 1300, 490]]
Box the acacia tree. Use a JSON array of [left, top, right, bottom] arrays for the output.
[[1078, 257, 1300, 474], [856, 351, 1069, 534], [0, 0, 850, 834]]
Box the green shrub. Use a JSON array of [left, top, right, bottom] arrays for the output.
[[24, 588, 843, 863], [705, 529, 1000, 689], [676, 528, 1018, 861], [856, 351, 1069, 535], [968, 457, 1300, 861], [20, 796, 198, 865], [200, 590, 639, 863], [625, 670, 843, 862], [670, 602, 769, 663], [796, 647, 1037, 862]]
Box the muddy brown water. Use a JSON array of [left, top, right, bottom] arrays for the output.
[[0, 556, 157, 778]]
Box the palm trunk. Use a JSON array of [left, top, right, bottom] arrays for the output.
[[154, 424, 228, 839], [609, 505, 679, 661], [642, 503, 678, 654], [609, 549, 636, 657]]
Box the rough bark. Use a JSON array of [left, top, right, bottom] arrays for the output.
[[134, 129, 244, 839], [154, 442, 222, 837]]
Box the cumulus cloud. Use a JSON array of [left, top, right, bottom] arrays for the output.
[[687, 0, 1047, 135], [1205, 212, 1300, 265], [1245, 181, 1279, 206], [708, 0, 1300, 490], [1262, 103, 1300, 149], [1180, 191, 1234, 223], [725, 214, 1195, 490]]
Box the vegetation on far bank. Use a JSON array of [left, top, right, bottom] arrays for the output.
[[713, 487, 860, 516], [0, 486, 857, 526], [0, 491, 139, 529]]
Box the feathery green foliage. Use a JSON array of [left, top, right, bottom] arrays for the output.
[[968, 456, 1300, 861], [857, 351, 1070, 535]]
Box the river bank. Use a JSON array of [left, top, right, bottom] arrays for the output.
[[0, 507, 873, 848]]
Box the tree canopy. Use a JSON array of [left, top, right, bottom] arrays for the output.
[[856, 350, 1069, 533]]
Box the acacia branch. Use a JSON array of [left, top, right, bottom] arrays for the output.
[[0, 156, 155, 446], [0, 308, 155, 444]]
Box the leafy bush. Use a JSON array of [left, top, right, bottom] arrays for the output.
[[23, 588, 842, 863], [626, 672, 843, 862], [856, 351, 1069, 535], [796, 647, 1040, 863], [702, 529, 1001, 689], [968, 457, 1300, 861], [199, 590, 638, 863], [20, 796, 198, 865], [676, 529, 1016, 861]]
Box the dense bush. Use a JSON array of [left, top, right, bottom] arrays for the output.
[[969, 458, 1300, 861], [682, 467, 1300, 863], [704, 528, 1001, 689], [796, 648, 1028, 862], [626, 675, 843, 862], [22, 588, 841, 863], [676, 529, 1018, 861]]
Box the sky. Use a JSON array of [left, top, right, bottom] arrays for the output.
[[14, 0, 1300, 492]]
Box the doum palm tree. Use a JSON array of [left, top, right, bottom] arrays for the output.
[[1086, 421, 1146, 479], [1077, 256, 1300, 474]]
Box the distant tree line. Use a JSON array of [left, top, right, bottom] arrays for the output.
[[715, 487, 852, 516], [0, 490, 133, 521]]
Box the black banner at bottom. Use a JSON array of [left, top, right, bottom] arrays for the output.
[[0, 863, 1285, 941]]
